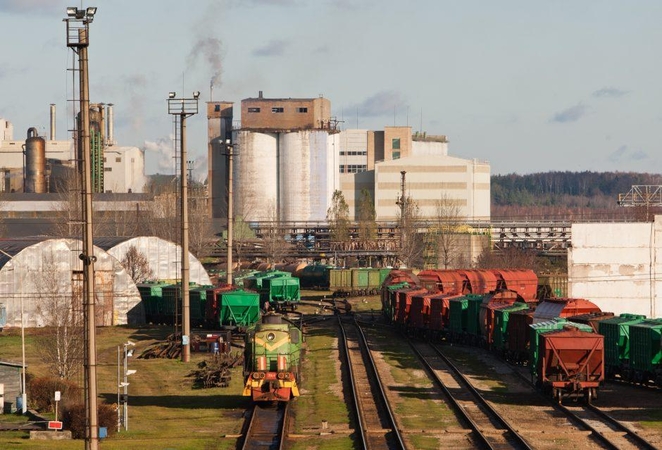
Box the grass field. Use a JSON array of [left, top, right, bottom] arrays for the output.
[[0, 291, 360, 449]]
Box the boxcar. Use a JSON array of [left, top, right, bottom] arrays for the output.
[[218, 289, 261, 331], [628, 319, 662, 385], [598, 314, 647, 379]]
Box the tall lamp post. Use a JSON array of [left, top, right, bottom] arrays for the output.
[[167, 91, 199, 363], [225, 139, 234, 285], [64, 6, 99, 450]]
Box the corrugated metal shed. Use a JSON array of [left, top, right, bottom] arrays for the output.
[[99, 236, 212, 285], [0, 238, 143, 328]]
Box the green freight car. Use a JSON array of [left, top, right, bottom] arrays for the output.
[[218, 289, 261, 331], [627, 319, 662, 385]]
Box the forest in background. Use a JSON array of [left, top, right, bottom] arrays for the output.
[[490, 171, 662, 221]]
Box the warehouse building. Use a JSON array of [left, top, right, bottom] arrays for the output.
[[569, 216, 662, 318]]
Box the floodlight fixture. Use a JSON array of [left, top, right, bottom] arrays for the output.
[[193, 91, 200, 99], [125, 340, 135, 346], [66, 7, 78, 17], [119, 382, 129, 388], [86, 7, 97, 17], [169, 92, 176, 99], [126, 370, 137, 376]]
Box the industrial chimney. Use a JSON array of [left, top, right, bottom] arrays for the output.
[[107, 103, 114, 146], [49, 104, 56, 140]]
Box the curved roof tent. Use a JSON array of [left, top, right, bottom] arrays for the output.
[[0, 238, 143, 328], [97, 236, 212, 286]]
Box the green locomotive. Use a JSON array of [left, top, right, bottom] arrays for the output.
[[243, 313, 303, 401]]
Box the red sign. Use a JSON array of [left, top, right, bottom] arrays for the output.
[[48, 421, 63, 430]]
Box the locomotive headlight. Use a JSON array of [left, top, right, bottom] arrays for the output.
[[267, 332, 276, 341]]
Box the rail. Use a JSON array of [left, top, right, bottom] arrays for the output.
[[241, 402, 289, 450]]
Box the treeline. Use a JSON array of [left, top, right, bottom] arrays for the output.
[[492, 171, 662, 207]]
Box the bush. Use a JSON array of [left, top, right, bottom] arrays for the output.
[[27, 376, 82, 413], [62, 401, 117, 439]]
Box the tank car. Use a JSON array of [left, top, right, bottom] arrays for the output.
[[243, 313, 303, 402]]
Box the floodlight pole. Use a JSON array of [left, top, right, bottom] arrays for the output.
[[65, 8, 99, 450], [167, 93, 199, 363], [226, 140, 234, 285]]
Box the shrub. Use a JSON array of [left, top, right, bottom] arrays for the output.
[[62, 401, 117, 439], [27, 376, 82, 413]]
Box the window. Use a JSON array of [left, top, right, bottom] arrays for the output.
[[248, 107, 260, 113], [392, 151, 400, 160], [104, 167, 112, 172], [214, 104, 221, 112], [116, 157, 122, 163], [272, 107, 284, 113], [392, 138, 401, 150], [297, 107, 308, 113]]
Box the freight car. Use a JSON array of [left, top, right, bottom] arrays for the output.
[[243, 313, 303, 402], [244, 270, 301, 311], [379, 268, 612, 402]]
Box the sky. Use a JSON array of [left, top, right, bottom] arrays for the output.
[[1, 0, 661, 180]]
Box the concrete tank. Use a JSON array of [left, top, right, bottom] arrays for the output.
[[25, 128, 46, 193], [235, 130, 278, 221], [279, 130, 338, 222]]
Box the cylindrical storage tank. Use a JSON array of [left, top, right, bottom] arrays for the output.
[[279, 130, 338, 222], [235, 130, 278, 221], [25, 128, 46, 193]]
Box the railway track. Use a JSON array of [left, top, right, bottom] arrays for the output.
[[507, 360, 659, 450], [241, 402, 289, 450], [409, 339, 534, 449], [338, 316, 406, 450], [557, 402, 658, 450]]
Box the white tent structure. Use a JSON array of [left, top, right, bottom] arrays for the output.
[[0, 238, 143, 328], [98, 236, 212, 286]]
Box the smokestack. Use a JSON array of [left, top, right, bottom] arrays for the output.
[[107, 103, 114, 146], [49, 104, 56, 140], [258, 90, 263, 99]]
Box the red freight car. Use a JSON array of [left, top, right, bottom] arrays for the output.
[[533, 298, 601, 324], [456, 269, 499, 294], [537, 327, 604, 403], [490, 269, 539, 302], [417, 269, 465, 295], [395, 288, 428, 326], [567, 312, 615, 333], [408, 294, 430, 332]]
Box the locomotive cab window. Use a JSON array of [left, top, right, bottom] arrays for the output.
[[290, 329, 300, 344]]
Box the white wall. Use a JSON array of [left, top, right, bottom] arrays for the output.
[[569, 217, 662, 318], [103, 146, 146, 193]]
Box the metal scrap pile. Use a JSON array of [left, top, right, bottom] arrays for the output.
[[189, 352, 244, 388]]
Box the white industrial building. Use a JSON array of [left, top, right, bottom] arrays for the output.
[[569, 216, 662, 318], [102, 145, 147, 194]]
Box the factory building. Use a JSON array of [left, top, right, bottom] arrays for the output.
[[338, 127, 490, 221], [569, 217, 662, 318], [0, 104, 146, 194], [207, 93, 490, 224], [208, 93, 340, 223]]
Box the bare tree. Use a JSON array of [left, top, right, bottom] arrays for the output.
[[188, 183, 215, 258], [397, 195, 424, 269], [260, 202, 290, 264], [357, 188, 377, 249], [120, 245, 154, 283], [428, 194, 465, 269], [327, 190, 351, 244], [33, 254, 84, 379], [232, 215, 256, 268]]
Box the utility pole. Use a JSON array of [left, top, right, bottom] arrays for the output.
[[226, 139, 234, 285], [167, 91, 199, 363], [65, 6, 99, 450]]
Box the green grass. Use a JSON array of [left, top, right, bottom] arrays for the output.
[[0, 325, 246, 449]]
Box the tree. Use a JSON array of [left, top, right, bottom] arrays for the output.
[[357, 189, 377, 249], [260, 202, 290, 264], [327, 190, 350, 243], [428, 194, 465, 269], [397, 195, 424, 269], [120, 245, 154, 283], [33, 254, 84, 379]]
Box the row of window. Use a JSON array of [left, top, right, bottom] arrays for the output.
[[339, 165, 367, 174], [339, 150, 367, 156], [247, 107, 309, 113]]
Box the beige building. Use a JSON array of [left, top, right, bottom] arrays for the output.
[[338, 126, 489, 222]]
